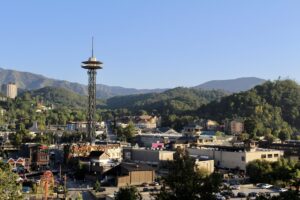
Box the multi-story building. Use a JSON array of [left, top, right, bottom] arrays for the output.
[[259, 140, 300, 161], [188, 145, 283, 171], [19, 143, 49, 171], [123, 147, 174, 167], [2, 83, 17, 99], [135, 115, 160, 129]]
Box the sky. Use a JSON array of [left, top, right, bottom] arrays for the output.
[[0, 1, 300, 89]]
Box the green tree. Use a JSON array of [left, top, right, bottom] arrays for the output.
[[246, 160, 273, 183], [155, 148, 222, 200], [246, 158, 300, 186], [114, 185, 142, 200], [278, 131, 290, 142], [0, 162, 22, 199], [94, 180, 101, 192], [117, 121, 136, 142]]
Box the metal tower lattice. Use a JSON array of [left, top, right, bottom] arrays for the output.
[[81, 38, 103, 143]]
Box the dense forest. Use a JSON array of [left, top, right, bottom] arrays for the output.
[[107, 87, 228, 115], [197, 80, 300, 140]]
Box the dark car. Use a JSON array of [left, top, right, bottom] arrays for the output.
[[248, 192, 257, 197], [237, 192, 246, 197], [248, 192, 258, 199], [221, 190, 235, 198]]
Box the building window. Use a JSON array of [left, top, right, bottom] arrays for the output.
[[261, 154, 266, 159], [268, 154, 272, 158], [274, 154, 278, 157], [241, 156, 245, 161]]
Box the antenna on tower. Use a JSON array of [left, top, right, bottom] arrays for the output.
[[92, 36, 94, 57]]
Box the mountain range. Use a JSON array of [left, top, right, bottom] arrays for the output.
[[194, 77, 266, 93], [0, 67, 266, 98]]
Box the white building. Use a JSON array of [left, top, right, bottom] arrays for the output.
[[188, 146, 284, 171], [2, 83, 17, 99]]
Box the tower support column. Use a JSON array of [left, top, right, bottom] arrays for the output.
[[87, 69, 97, 143]]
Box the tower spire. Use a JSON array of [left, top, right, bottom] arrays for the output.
[[92, 36, 94, 57]]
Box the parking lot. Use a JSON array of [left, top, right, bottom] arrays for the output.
[[230, 184, 279, 199]]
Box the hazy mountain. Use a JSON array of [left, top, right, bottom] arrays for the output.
[[194, 77, 266, 93], [0, 68, 166, 99], [0, 68, 265, 98]]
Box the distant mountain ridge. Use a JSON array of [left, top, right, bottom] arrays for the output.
[[0, 68, 166, 99], [194, 77, 266, 93], [0, 67, 265, 98]]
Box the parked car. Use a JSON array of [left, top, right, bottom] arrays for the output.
[[278, 188, 288, 193], [22, 186, 30, 193], [215, 193, 226, 200], [141, 182, 149, 187], [230, 184, 240, 190], [248, 192, 258, 199], [221, 190, 235, 198], [258, 192, 271, 198], [57, 188, 65, 194], [237, 192, 246, 197], [261, 183, 273, 189], [150, 181, 160, 186]]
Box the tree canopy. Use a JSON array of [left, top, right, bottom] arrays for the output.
[[114, 185, 142, 200], [0, 162, 22, 199], [155, 148, 222, 200]]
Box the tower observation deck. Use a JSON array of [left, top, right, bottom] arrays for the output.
[[81, 38, 103, 143]]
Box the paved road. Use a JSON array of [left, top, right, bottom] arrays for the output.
[[106, 125, 117, 141]]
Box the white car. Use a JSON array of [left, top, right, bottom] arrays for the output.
[[261, 183, 273, 189], [230, 185, 240, 190], [215, 193, 226, 200], [278, 188, 288, 192]]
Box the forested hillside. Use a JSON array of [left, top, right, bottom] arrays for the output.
[[107, 87, 228, 115], [23, 87, 105, 109], [197, 80, 300, 140]]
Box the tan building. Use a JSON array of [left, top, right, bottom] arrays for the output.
[[206, 120, 219, 131], [188, 146, 283, 171], [135, 115, 160, 129], [89, 151, 111, 172], [194, 157, 214, 174], [123, 148, 174, 166], [230, 120, 244, 135], [2, 83, 17, 99], [106, 162, 155, 187]]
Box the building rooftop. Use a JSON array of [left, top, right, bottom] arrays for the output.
[[120, 162, 154, 172], [89, 151, 105, 158]]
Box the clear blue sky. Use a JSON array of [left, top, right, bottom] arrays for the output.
[[0, 1, 300, 89]]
